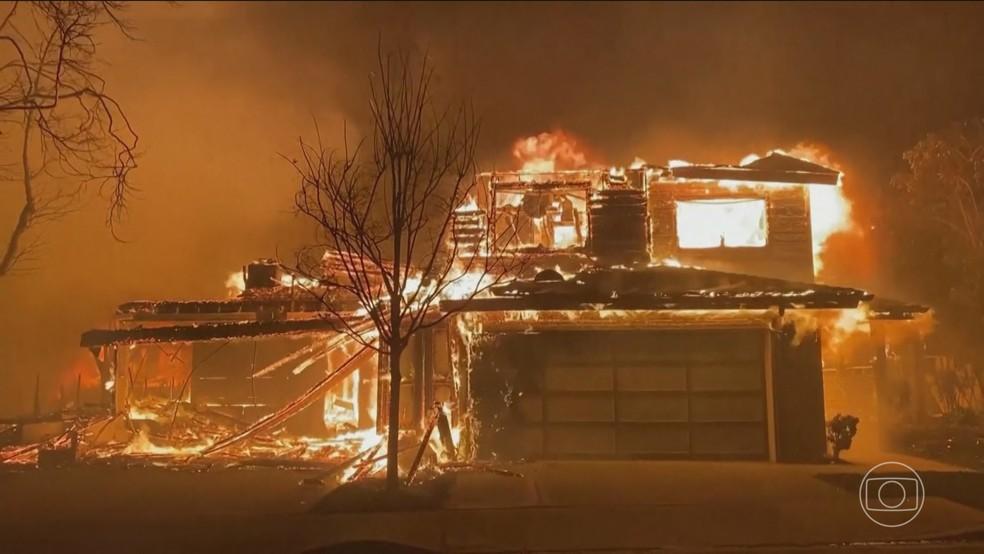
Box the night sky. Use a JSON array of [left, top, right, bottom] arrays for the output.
[[2, 1, 984, 415]]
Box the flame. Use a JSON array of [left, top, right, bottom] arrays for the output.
[[123, 428, 214, 457], [737, 145, 855, 276], [128, 403, 166, 422], [668, 159, 693, 168], [455, 195, 480, 213], [225, 267, 318, 297], [782, 307, 871, 353], [279, 272, 320, 290], [786, 144, 855, 275], [512, 130, 590, 172], [336, 428, 386, 482], [658, 257, 683, 268], [52, 353, 103, 409], [440, 264, 497, 301], [739, 153, 761, 166], [225, 271, 245, 297], [629, 157, 647, 170], [675, 198, 767, 249]]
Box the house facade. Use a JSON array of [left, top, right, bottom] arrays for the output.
[[80, 152, 926, 464]]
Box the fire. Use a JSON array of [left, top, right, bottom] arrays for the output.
[[512, 130, 590, 172], [440, 264, 497, 301], [224, 267, 320, 297], [225, 271, 245, 296], [455, 195, 480, 213], [128, 403, 167, 422], [739, 144, 855, 276], [783, 306, 871, 352], [51, 353, 103, 410], [787, 144, 855, 275], [336, 428, 387, 482], [675, 198, 767, 249], [123, 428, 214, 457]]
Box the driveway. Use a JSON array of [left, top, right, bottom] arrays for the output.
[[1, 453, 982, 553]]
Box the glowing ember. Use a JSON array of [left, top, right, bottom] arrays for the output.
[[123, 428, 214, 457]]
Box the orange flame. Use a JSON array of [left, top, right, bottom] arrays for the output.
[[512, 131, 590, 172], [786, 144, 856, 276], [739, 144, 855, 277]]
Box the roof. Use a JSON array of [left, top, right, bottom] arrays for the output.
[[866, 296, 932, 320], [80, 317, 345, 348], [440, 266, 871, 312], [665, 152, 841, 186]]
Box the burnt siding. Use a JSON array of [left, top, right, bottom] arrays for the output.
[[649, 182, 815, 282]]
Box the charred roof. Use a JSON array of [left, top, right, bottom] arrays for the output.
[[664, 152, 841, 186], [440, 265, 870, 313]]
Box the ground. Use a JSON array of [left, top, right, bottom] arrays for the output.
[[1, 452, 982, 553]]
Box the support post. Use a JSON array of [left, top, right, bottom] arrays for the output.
[[413, 333, 426, 428], [871, 325, 889, 449], [909, 339, 925, 423]]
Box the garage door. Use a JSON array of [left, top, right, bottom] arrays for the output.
[[510, 329, 768, 459]]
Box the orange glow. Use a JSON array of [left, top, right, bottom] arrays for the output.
[[57, 353, 102, 394]]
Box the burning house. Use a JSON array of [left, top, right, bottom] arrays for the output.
[[60, 150, 930, 473]]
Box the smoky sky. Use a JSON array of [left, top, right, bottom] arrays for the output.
[[2, 1, 984, 416]]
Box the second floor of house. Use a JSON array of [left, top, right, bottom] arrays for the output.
[[457, 151, 842, 284]]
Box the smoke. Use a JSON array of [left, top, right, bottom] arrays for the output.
[[2, 2, 984, 416]]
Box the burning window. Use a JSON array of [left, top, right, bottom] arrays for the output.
[[675, 198, 767, 248], [494, 189, 589, 251]]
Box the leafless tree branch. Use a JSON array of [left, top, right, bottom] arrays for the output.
[[0, 1, 138, 276]]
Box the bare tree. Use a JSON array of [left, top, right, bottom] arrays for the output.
[[0, 1, 138, 276], [288, 47, 515, 491]]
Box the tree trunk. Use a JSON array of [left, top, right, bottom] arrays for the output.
[[386, 338, 403, 491], [0, 111, 35, 276]]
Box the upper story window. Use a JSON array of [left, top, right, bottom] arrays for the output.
[[675, 198, 767, 249], [494, 189, 589, 251]]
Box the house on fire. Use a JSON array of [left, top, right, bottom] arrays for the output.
[[80, 152, 929, 463]]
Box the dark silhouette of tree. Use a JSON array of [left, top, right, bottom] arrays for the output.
[[889, 118, 984, 392], [0, 1, 138, 276], [287, 46, 515, 491]]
